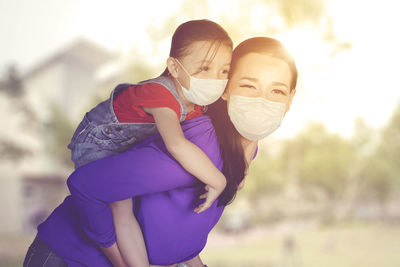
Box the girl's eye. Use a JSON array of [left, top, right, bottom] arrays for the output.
[[200, 66, 210, 72], [221, 69, 230, 75]]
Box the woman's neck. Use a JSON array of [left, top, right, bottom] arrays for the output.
[[240, 137, 258, 169]]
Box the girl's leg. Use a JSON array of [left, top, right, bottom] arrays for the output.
[[23, 234, 68, 267]]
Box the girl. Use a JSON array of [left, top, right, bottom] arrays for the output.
[[67, 20, 233, 266]]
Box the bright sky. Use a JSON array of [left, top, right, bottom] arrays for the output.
[[1, 0, 399, 138]]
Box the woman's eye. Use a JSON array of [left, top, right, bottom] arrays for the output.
[[221, 69, 230, 75], [240, 84, 256, 90], [272, 89, 286, 95]]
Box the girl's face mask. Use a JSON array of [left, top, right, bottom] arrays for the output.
[[175, 59, 228, 106]]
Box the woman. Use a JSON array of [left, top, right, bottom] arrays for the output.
[[24, 37, 297, 267]]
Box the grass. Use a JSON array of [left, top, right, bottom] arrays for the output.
[[1, 222, 400, 267], [200, 221, 400, 267], [0, 233, 34, 267]]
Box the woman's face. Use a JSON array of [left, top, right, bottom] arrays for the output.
[[223, 52, 295, 113]]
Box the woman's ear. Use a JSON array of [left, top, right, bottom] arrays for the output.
[[166, 57, 179, 78]]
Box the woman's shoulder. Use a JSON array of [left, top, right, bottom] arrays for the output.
[[181, 116, 222, 168], [181, 115, 216, 141], [181, 114, 212, 127]]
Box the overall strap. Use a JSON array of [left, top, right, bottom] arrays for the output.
[[108, 83, 134, 123], [138, 76, 187, 122]]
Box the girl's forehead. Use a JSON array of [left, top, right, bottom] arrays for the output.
[[182, 41, 213, 60], [181, 40, 230, 65]]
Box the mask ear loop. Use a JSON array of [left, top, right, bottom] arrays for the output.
[[174, 58, 191, 91], [175, 58, 191, 77], [176, 58, 209, 112]]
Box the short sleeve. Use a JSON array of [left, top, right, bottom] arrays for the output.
[[113, 83, 181, 123]]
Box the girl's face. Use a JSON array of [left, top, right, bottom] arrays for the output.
[[171, 40, 232, 89], [223, 52, 296, 113]]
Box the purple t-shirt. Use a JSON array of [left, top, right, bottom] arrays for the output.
[[38, 116, 225, 266]]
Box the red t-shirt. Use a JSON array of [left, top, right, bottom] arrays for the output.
[[113, 83, 203, 123]]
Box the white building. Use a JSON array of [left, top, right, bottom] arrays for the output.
[[0, 39, 115, 233]]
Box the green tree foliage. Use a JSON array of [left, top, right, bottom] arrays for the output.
[[359, 102, 400, 202], [47, 104, 75, 168], [120, 54, 158, 83], [245, 144, 287, 199], [245, 123, 356, 201], [146, 0, 210, 45], [285, 123, 356, 199], [273, 0, 326, 27]]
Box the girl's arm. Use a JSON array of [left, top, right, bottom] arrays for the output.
[[110, 198, 149, 267], [144, 107, 227, 213]]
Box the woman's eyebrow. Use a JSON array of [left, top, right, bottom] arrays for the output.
[[240, 77, 258, 82], [271, 81, 289, 88]]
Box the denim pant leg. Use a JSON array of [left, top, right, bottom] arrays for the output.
[[23, 234, 68, 267]]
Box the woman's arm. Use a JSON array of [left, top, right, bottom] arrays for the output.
[[150, 255, 205, 267], [145, 107, 226, 213], [99, 242, 128, 267], [67, 138, 196, 247], [67, 116, 222, 249], [110, 198, 149, 267], [184, 255, 206, 267]]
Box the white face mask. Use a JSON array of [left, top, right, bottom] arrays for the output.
[[228, 94, 286, 140], [175, 59, 228, 106]]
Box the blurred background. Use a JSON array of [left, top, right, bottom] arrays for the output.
[[1, 0, 400, 266]]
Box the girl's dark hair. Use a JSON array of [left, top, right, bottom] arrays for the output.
[[161, 19, 233, 76], [208, 37, 298, 206]]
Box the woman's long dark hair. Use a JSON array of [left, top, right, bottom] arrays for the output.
[[208, 37, 298, 206], [206, 98, 246, 206]]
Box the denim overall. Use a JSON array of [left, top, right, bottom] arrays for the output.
[[68, 76, 187, 168]]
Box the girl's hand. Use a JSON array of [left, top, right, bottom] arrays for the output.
[[237, 177, 246, 190], [194, 185, 221, 213]]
